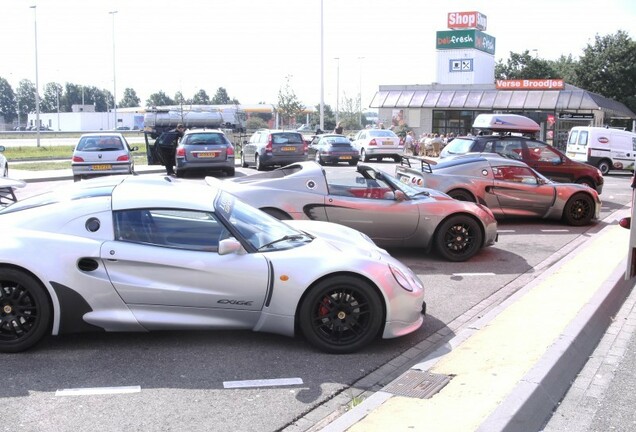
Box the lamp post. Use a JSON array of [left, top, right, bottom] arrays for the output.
[[109, 10, 118, 130], [358, 56, 364, 127], [56, 85, 60, 131], [334, 57, 340, 125], [30, 5, 40, 147], [319, 0, 324, 131]]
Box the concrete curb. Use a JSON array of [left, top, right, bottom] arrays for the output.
[[478, 259, 633, 431]]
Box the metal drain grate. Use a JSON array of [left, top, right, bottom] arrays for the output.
[[383, 370, 451, 399]]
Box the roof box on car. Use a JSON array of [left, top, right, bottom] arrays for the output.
[[472, 114, 540, 133]]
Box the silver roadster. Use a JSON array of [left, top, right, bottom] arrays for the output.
[[395, 154, 601, 226], [0, 175, 425, 354], [210, 161, 498, 262]]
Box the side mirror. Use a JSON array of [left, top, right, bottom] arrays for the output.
[[218, 238, 243, 255]]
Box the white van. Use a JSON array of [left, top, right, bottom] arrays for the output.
[[566, 126, 636, 174]]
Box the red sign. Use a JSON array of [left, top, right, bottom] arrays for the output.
[[447, 11, 487, 30], [496, 79, 565, 90]]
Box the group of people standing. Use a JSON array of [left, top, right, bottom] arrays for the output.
[[404, 131, 455, 157]]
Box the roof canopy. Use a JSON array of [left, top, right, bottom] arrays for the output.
[[370, 84, 635, 119]]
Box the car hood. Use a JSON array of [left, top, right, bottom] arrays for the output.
[[283, 219, 389, 259]]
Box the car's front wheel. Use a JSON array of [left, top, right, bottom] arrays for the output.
[[563, 193, 595, 226], [597, 159, 612, 175], [361, 148, 370, 162], [299, 276, 383, 353], [241, 151, 248, 168], [315, 151, 324, 165], [435, 215, 483, 262], [0, 268, 51, 353]]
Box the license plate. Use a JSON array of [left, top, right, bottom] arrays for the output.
[[382, 140, 393, 146], [196, 152, 219, 158], [566, 152, 575, 158], [339, 155, 352, 160], [91, 164, 112, 171], [281, 146, 296, 151]]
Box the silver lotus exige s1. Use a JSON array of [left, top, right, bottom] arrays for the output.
[[0, 175, 425, 354]]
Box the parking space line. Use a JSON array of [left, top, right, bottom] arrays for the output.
[[223, 378, 303, 389], [452, 273, 496, 277], [497, 230, 516, 233], [540, 229, 570, 232], [55, 386, 141, 396]]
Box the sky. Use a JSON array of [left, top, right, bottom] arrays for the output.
[[1, 0, 635, 110]]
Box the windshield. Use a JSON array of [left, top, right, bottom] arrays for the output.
[[443, 138, 474, 155], [214, 191, 312, 251], [379, 171, 432, 198]]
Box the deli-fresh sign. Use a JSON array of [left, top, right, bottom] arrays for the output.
[[436, 30, 496, 55], [448, 11, 487, 30]]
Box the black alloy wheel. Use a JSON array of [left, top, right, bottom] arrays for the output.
[[563, 193, 594, 226], [435, 215, 483, 262], [299, 276, 382, 354], [0, 268, 51, 353]]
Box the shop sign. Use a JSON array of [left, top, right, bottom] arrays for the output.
[[496, 79, 565, 90], [447, 11, 487, 30], [436, 30, 496, 55], [558, 112, 594, 119]]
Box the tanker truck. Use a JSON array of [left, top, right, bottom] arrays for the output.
[[145, 104, 247, 165]]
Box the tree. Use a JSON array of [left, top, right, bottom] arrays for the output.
[[211, 87, 231, 104], [41, 82, 63, 113], [276, 76, 305, 128], [0, 77, 16, 123], [495, 50, 559, 79], [549, 54, 579, 85], [308, 104, 335, 132], [192, 89, 210, 104], [337, 92, 363, 130], [16, 79, 37, 115], [575, 30, 636, 114], [173, 91, 187, 105], [120, 88, 141, 108], [146, 91, 175, 107]]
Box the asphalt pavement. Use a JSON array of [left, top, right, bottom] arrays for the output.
[[8, 166, 636, 432]]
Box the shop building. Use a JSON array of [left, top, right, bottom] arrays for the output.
[[370, 11, 635, 150]]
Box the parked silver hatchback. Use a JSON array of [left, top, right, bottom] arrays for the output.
[[175, 129, 235, 177], [241, 129, 307, 171], [71, 133, 137, 182]]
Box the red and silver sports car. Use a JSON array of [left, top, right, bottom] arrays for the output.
[[210, 161, 498, 262]]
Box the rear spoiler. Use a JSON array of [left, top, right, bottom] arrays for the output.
[[399, 155, 438, 173]]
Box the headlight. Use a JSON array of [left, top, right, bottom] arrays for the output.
[[389, 264, 422, 292]]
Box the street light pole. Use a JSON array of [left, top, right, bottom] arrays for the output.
[[56, 86, 60, 131], [319, 0, 324, 132], [358, 57, 364, 127], [334, 57, 340, 125], [30, 5, 40, 147], [109, 10, 118, 130]]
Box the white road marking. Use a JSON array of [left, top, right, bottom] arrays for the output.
[[540, 229, 570, 232], [497, 230, 516, 233], [452, 273, 496, 277], [55, 386, 141, 396], [223, 378, 303, 389]]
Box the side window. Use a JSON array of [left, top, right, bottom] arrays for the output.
[[578, 131, 589, 146], [568, 131, 579, 145], [114, 209, 228, 251], [495, 166, 538, 185], [499, 140, 523, 160], [525, 142, 561, 163]]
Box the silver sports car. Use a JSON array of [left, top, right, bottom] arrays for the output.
[[396, 154, 601, 226], [0, 177, 26, 207], [210, 161, 498, 262], [0, 175, 425, 354]]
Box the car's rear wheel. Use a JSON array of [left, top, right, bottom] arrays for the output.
[[448, 189, 476, 202], [563, 193, 595, 226], [393, 156, 401, 163], [361, 149, 370, 162], [0, 268, 51, 353], [597, 159, 612, 175], [299, 276, 383, 353], [315, 152, 324, 165], [348, 159, 358, 166], [73, 175, 81, 182], [255, 154, 264, 171], [435, 215, 483, 262], [2, 165, 8, 178], [225, 167, 235, 177]]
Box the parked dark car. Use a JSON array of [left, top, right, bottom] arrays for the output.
[[439, 134, 604, 194], [241, 129, 307, 170], [308, 134, 359, 166], [175, 129, 235, 177]]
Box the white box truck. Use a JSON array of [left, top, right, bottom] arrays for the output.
[[566, 126, 636, 175]]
